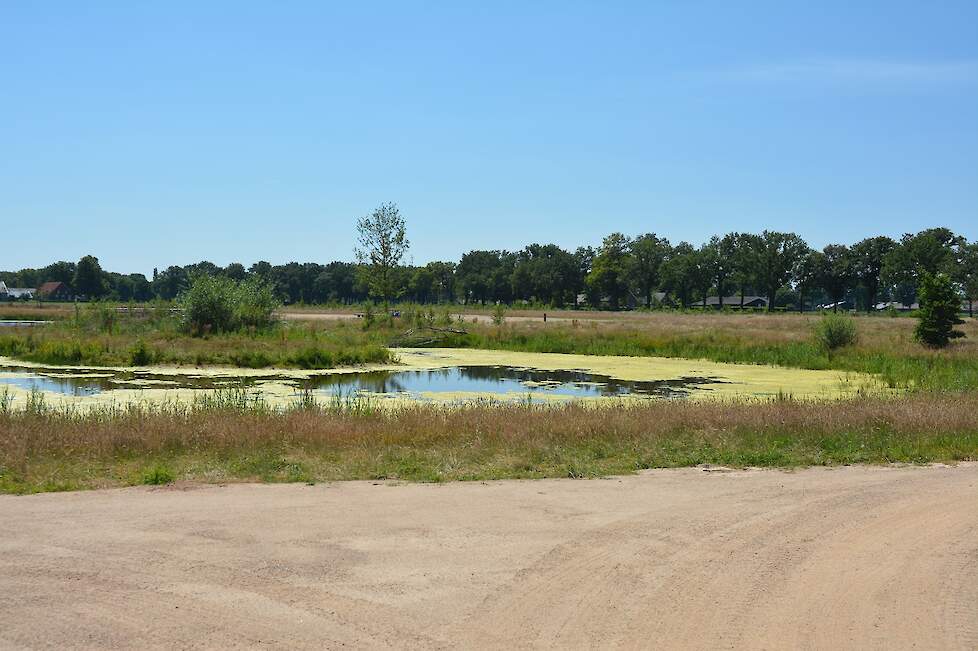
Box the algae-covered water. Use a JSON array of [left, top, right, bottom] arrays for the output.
[[0, 348, 886, 409]]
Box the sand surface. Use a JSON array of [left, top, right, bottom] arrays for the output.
[[1, 464, 976, 649]]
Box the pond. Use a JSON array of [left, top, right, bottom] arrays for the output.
[[0, 347, 884, 408], [0, 364, 724, 401]]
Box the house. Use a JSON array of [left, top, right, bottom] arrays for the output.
[[36, 281, 72, 301], [873, 301, 919, 312], [819, 300, 853, 311], [703, 295, 768, 309], [5, 287, 35, 300], [627, 291, 669, 309]]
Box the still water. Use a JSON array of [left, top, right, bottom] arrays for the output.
[[0, 364, 723, 400]]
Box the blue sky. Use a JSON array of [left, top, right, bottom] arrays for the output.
[[2, 1, 976, 275]]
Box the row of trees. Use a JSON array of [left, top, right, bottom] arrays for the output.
[[4, 227, 977, 313]]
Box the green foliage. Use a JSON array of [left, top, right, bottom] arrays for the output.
[[587, 233, 632, 309], [141, 464, 174, 485], [180, 275, 237, 334], [128, 339, 154, 366], [179, 275, 279, 335], [362, 303, 375, 329], [355, 202, 409, 304], [74, 254, 105, 298], [914, 272, 965, 348], [491, 303, 507, 325], [814, 313, 858, 350], [235, 277, 280, 330]]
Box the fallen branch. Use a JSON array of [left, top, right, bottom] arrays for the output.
[[389, 325, 468, 347]]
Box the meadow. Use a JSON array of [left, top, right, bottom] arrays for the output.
[[2, 389, 976, 493], [1, 304, 976, 493]]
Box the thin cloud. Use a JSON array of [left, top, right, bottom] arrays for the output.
[[717, 58, 978, 85]]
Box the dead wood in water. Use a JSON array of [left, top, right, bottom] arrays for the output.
[[390, 325, 468, 347]]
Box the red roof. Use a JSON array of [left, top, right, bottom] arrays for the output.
[[37, 281, 68, 295]]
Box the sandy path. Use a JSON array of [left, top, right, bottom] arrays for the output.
[[279, 310, 603, 325], [1, 465, 975, 650]]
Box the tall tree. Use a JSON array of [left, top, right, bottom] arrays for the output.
[[457, 250, 502, 305], [74, 255, 106, 299], [754, 231, 809, 312], [957, 243, 978, 318], [627, 233, 670, 308], [152, 265, 189, 300], [660, 242, 697, 308], [702, 234, 737, 308], [794, 250, 826, 313], [820, 244, 855, 312], [574, 247, 597, 307], [691, 245, 714, 308], [587, 233, 632, 309], [851, 236, 896, 312], [224, 262, 247, 281], [730, 233, 761, 308], [354, 202, 409, 305]]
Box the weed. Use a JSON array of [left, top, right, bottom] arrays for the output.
[[141, 464, 174, 485]]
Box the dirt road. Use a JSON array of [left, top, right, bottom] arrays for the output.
[[2, 465, 976, 649]]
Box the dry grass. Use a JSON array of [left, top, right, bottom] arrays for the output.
[[0, 303, 74, 320], [2, 392, 976, 493]]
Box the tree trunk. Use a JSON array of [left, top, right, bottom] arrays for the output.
[[799, 291, 804, 313]]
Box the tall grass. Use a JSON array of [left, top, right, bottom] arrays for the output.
[[1, 308, 976, 391], [0, 309, 392, 368], [1, 391, 975, 493], [424, 316, 978, 392]]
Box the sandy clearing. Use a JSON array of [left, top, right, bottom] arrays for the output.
[[1, 465, 976, 650], [280, 310, 605, 325]]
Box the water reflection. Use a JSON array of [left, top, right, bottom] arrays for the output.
[[0, 363, 725, 400]]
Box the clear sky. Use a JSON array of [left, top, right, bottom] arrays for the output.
[[2, 1, 977, 275]]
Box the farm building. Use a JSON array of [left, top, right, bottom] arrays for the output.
[[1, 283, 35, 300], [36, 281, 72, 301], [704, 295, 768, 309]]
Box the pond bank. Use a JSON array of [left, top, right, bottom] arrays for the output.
[[0, 348, 888, 410]]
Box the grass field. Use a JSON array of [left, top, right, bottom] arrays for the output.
[[1, 305, 975, 494], [2, 390, 976, 493]]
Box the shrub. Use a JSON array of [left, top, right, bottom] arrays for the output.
[[491, 303, 507, 326], [914, 272, 965, 348], [179, 275, 237, 335], [814, 313, 857, 350], [234, 277, 279, 330], [141, 465, 174, 485], [128, 339, 154, 366], [178, 275, 279, 335]]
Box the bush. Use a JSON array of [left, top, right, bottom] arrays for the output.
[[914, 272, 965, 348], [491, 303, 507, 326], [141, 465, 174, 485], [179, 275, 237, 335], [128, 339, 154, 366], [179, 275, 279, 335], [235, 277, 279, 330], [814, 313, 858, 350]]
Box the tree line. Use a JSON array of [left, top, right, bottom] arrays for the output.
[[3, 226, 977, 313]]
